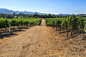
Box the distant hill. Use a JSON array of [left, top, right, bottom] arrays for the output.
[[56, 14, 72, 16], [0, 8, 46, 15], [0, 8, 86, 16]]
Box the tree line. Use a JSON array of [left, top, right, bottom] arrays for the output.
[[1, 12, 86, 19]]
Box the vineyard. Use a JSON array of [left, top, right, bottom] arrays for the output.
[[45, 15, 86, 37], [0, 18, 41, 35], [0, 15, 86, 57]]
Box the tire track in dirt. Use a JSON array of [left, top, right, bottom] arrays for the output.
[[18, 19, 48, 57], [19, 44, 31, 57]]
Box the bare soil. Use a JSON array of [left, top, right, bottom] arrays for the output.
[[0, 19, 86, 57]]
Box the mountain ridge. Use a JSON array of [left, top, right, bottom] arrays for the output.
[[0, 8, 86, 16]]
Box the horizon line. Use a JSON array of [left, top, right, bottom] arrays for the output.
[[0, 8, 85, 14]]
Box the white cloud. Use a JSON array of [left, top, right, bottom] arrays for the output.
[[7, 8, 10, 9], [31, 11, 36, 12], [26, 10, 29, 12], [18, 10, 25, 12], [34, 11, 48, 13], [69, 13, 72, 14], [51, 13, 60, 14], [73, 13, 78, 14], [35, 11, 60, 14]]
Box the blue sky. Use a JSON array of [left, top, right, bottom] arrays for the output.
[[0, 0, 86, 14]]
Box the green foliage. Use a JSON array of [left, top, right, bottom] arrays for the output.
[[0, 18, 41, 26], [11, 20, 17, 26], [25, 21, 29, 25], [19, 20, 24, 25], [0, 20, 4, 28], [54, 20, 60, 27], [61, 19, 67, 28], [68, 15, 85, 30], [0, 18, 41, 29], [68, 14, 80, 30], [79, 18, 85, 29], [46, 21, 54, 26], [45, 18, 67, 25], [45, 15, 86, 31], [5, 15, 14, 19], [2, 19, 10, 28]]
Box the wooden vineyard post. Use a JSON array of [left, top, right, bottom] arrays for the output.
[[67, 19, 68, 37], [4, 23, 6, 32], [59, 21, 61, 33], [9, 27, 11, 33]]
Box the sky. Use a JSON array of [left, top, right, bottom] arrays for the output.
[[0, 0, 86, 14]]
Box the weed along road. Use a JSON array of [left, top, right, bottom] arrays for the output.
[[0, 19, 51, 57]]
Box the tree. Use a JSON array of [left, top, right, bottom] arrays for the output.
[[28, 15, 31, 18], [44, 14, 48, 18], [16, 15, 18, 18], [48, 13, 51, 18], [33, 13, 38, 18], [59, 15, 62, 18], [13, 12, 15, 16], [19, 13, 22, 16], [52, 14, 55, 18], [11, 15, 14, 18], [81, 15, 86, 17]]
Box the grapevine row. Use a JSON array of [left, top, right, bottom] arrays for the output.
[[46, 14, 85, 36], [0, 19, 37, 33]]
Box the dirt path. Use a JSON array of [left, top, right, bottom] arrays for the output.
[[0, 19, 86, 57], [0, 19, 50, 57]]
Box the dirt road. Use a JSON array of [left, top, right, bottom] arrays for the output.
[[0, 19, 86, 57], [0, 19, 51, 57]]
